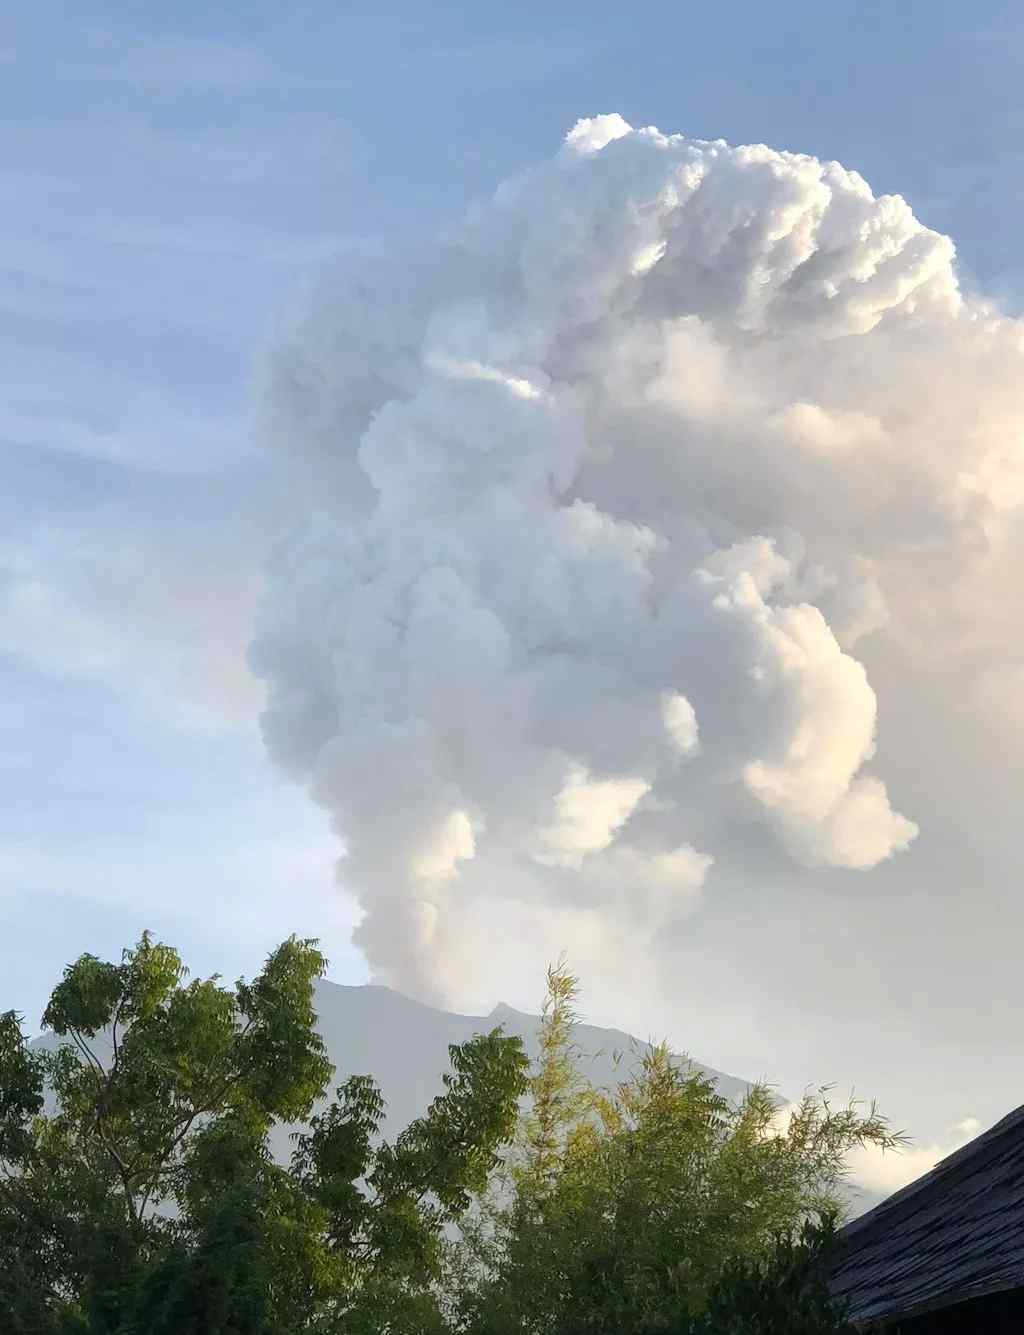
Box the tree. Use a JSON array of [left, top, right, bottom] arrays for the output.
[[448, 959, 904, 1335], [685, 1213, 858, 1334], [1, 943, 904, 1333], [0, 932, 529, 1334]]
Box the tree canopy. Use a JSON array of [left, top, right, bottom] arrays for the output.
[[445, 960, 901, 1335], [1, 940, 900, 1333], [0, 932, 528, 1334]]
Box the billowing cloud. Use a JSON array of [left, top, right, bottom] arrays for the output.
[[537, 768, 651, 869], [844, 1117, 982, 1197], [252, 116, 1024, 1006]]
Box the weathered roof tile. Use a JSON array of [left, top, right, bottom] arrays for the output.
[[829, 1104, 1024, 1323]]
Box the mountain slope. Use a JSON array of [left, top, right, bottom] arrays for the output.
[[305, 979, 755, 1138], [30, 978, 885, 1217]]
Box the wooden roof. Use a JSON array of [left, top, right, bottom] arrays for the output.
[[828, 1104, 1024, 1325]]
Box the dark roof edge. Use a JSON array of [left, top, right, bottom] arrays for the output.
[[869, 1273, 1024, 1327]]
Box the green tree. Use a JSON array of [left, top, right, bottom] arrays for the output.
[[449, 960, 904, 1335], [685, 1212, 857, 1334], [0, 932, 528, 1334]]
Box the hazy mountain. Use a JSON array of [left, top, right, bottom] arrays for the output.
[[302, 981, 886, 1220], [30, 978, 885, 1218], [304, 979, 754, 1130]]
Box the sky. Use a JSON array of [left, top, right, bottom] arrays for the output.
[[4, 0, 1024, 1185]]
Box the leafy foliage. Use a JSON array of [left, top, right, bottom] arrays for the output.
[[685, 1213, 857, 1334], [447, 960, 903, 1335], [0, 933, 528, 1334], [2, 944, 901, 1333]]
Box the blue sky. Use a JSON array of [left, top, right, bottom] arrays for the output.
[[4, 1, 1024, 1152]]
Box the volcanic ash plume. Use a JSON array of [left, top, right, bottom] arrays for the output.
[[251, 114, 1024, 1005]]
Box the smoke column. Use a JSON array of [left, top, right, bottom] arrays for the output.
[[252, 116, 1024, 1008]]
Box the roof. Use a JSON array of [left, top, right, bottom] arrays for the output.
[[828, 1103, 1024, 1325]]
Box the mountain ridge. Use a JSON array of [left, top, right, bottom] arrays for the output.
[[306, 977, 757, 1129], [29, 978, 885, 1218]]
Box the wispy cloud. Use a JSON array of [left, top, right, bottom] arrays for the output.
[[0, 818, 368, 1033], [0, 117, 358, 191], [0, 518, 265, 733], [91, 219, 344, 266], [55, 30, 276, 91], [1, 409, 246, 478]]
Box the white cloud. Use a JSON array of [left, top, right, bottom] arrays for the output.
[[845, 1116, 983, 1196], [537, 767, 651, 868], [565, 113, 633, 155], [662, 692, 699, 755], [252, 115, 1024, 1011], [694, 555, 917, 867]]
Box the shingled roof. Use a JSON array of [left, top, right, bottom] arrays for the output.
[[828, 1103, 1024, 1326]]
